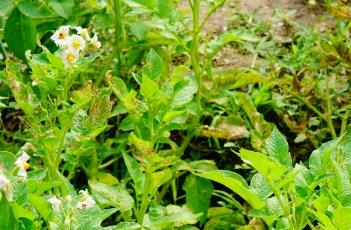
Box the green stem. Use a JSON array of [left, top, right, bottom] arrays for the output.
[[99, 157, 118, 169], [325, 78, 337, 139], [293, 93, 336, 138], [340, 108, 350, 135], [191, 0, 202, 106], [198, 0, 227, 32], [271, 187, 295, 230], [178, 0, 202, 156], [96, 0, 123, 87], [138, 170, 151, 225]]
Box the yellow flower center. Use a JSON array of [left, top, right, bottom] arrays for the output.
[[72, 39, 81, 49], [58, 32, 66, 39], [23, 162, 30, 170], [66, 53, 75, 62]]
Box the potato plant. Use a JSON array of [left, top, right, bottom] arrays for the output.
[[0, 0, 350, 229]]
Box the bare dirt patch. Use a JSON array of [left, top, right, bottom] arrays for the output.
[[194, 0, 330, 68]]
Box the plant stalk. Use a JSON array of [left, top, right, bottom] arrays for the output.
[[96, 0, 123, 87], [138, 170, 151, 225]]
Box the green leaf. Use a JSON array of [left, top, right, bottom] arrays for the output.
[[309, 208, 337, 230], [142, 49, 164, 80], [0, 0, 15, 10], [250, 173, 272, 200], [89, 180, 134, 212], [313, 195, 330, 213], [150, 168, 173, 196], [183, 175, 213, 224], [0, 151, 16, 170], [114, 222, 141, 230], [266, 126, 292, 168], [309, 138, 340, 178], [119, 115, 135, 131], [171, 75, 198, 107], [75, 206, 117, 230], [18, 0, 53, 18], [122, 152, 145, 195], [0, 192, 18, 229], [144, 204, 199, 229], [12, 203, 35, 221], [197, 170, 265, 209], [130, 21, 150, 40], [140, 75, 160, 101], [333, 207, 351, 230], [27, 168, 48, 180], [238, 149, 288, 182], [207, 29, 259, 60], [27, 180, 61, 195], [48, 0, 74, 18], [249, 208, 277, 226], [28, 194, 51, 222], [4, 7, 37, 60], [266, 196, 284, 217]]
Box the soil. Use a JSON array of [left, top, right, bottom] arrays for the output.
[[203, 0, 329, 34], [180, 0, 332, 68]]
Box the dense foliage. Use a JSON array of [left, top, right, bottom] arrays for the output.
[[0, 0, 351, 229]]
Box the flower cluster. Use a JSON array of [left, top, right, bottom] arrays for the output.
[[0, 152, 30, 201], [50, 26, 101, 66], [48, 196, 62, 211], [0, 172, 12, 201], [15, 151, 30, 178], [77, 189, 95, 209]]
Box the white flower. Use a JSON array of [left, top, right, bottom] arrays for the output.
[[15, 152, 30, 178], [0, 174, 12, 201], [51, 26, 70, 47], [65, 195, 72, 201], [89, 33, 101, 48], [61, 49, 79, 66], [74, 26, 90, 40], [48, 196, 61, 210], [68, 34, 86, 51], [76, 189, 95, 209]]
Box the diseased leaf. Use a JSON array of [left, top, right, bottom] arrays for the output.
[[142, 49, 164, 80]]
